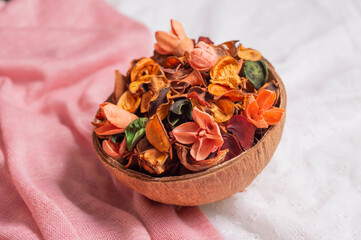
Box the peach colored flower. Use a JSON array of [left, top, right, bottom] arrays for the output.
[[245, 89, 285, 128], [189, 41, 218, 72], [172, 107, 223, 161], [154, 19, 194, 57]]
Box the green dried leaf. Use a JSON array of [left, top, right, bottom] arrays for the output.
[[167, 99, 193, 127], [244, 60, 268, 89], [125, 118, 149, 151]]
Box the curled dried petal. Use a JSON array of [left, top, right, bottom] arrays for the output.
[[139, 148, 169, 174], [237, 44, 262, 61], [175, 144, 228, 172], [140, 91, 153, 113], [117, 90, 141, 113], [145, 113, 171, 153], [210, 99, 234, 123], [101, 103, 138, 129], [102, 138, 120, 160], [130, 58, 156, 82]]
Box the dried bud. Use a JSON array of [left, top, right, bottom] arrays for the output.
[[189, 41, 218, 72]]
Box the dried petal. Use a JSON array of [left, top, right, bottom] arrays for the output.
[[218, 40, 238, 57], [140, 91, 153, 113], [114, 70, 125, 102], [259, 81, 280, 104], [237, 44, 262, 61], [149, 87, 170, 117], [130, 58, 156, 82], [125, 118, 149, 151], [210, 99, 234, 123], [256, 89, 276, 110], [145, 113, 171, 153], [208, 84, 232, 97], [94, 121, 125, 136], [215, 89, 244, 102], [179, 69, 205, 86], [167, 99, 193, 127], [243, 60, 268, 90], [189, 41, 218, 72], [101, 103, 138, 129], [102, 138, 120, 160], [117, 90, 141, 113], [187, 87, 213, 107], [221, 133, 243, 161], [139, 148, 169, 174], [263, 108, 285, 125], [210, 56, 242, 89], [175, 144, 228, 172], [227, 115, 255, 150]]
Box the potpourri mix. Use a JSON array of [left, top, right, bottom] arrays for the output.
[[93, 20, 285, 176]]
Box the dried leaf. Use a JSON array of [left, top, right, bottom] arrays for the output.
[[125, 118, 149, 151], [243, 60, 268, 89], [197, 36, 214, 45], [227, 115, 255, 150], [167, 99, 193, 127], [210, 99, 234, 123], [117, 90, 141, 113], [175, 143, 228, 172], [145, 113, 170, 153]]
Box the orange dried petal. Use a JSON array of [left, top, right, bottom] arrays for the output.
[[245, 96, 268, 128], [130, 58, 155, 82], [215, 89, 244, 102], [208, 84, 232, 96], [256, 89, 276, 110], [95, 121, 125, 136], [263, 108, 285, 125], [210, 56, 241, 79], [210, 99, 235, 123], [237, 44, 262, 61], [117, 90, 141, 113], [179, 69, 205, 86], [145, 113, 170, 153], [139, 148, 169, 174], [140, 91, 153, 113]]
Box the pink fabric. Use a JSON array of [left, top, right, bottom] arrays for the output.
[[0, 0, 223, 239]]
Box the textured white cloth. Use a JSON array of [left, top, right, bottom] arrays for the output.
[[107, 0, 361, 239]]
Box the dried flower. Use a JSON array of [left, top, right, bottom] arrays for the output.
[[245, 89, 285, 128], [154, 19, 194, 56], [172, 107, 223, 161], [189, 41, 218, 72]]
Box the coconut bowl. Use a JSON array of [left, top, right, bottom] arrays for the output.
[[92, 59, 286, 206]]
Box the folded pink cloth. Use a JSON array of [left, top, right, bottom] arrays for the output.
[[0, 0, 223, 239]]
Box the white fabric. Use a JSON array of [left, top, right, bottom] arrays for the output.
[[107, 0, 361, 239]]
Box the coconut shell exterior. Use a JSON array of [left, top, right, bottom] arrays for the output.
[[92, 59, 286, 206]]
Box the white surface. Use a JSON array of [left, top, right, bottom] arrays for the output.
[[107, 0, 361, 239]]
